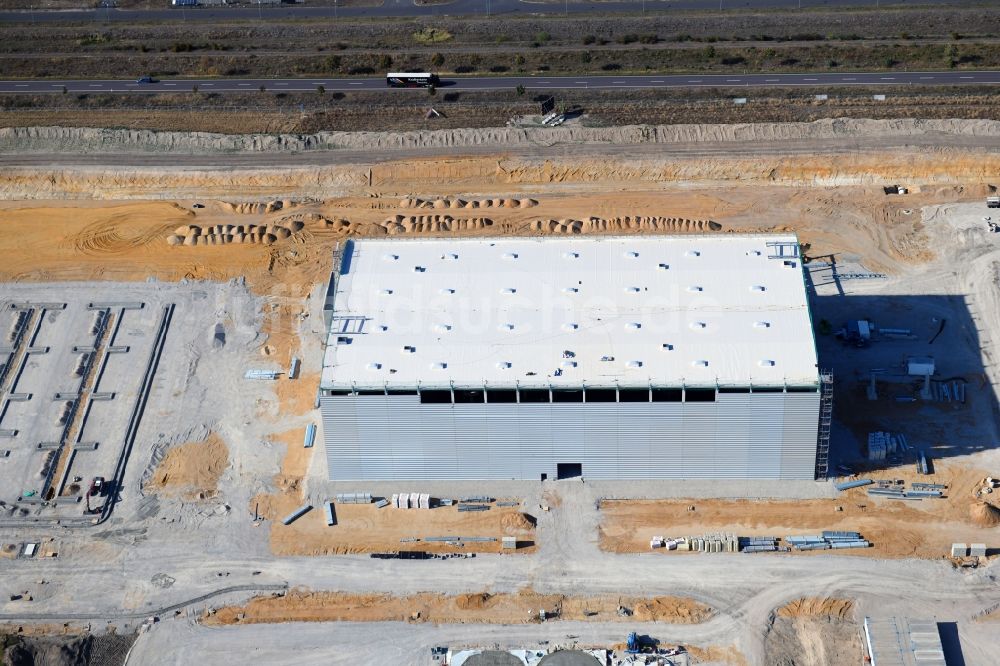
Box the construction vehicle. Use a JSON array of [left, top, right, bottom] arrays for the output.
[[85, 476, 105, 515]]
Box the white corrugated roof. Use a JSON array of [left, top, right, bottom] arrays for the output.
[[320, 235, 818, 390]]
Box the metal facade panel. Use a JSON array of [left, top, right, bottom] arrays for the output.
[[321, 393, 818, 480], [781, 392, 821, 479]]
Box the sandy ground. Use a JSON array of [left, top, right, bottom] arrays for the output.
[[145, 433, 229, 501], [598, 460, 1000, 559], [764, 598, 861, 666], [203, 588, 713, 626]]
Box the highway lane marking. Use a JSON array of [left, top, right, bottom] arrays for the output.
[[88, 84, 102, 87], [880, 77, 895, 80], [842, 77, 857, 81], [919, 76, 934, 80], [348, 82, 363, 85], [15, 84, 27, 87], [804, 78, 818, 81], [238, 83, 251, 86], [765, 79, 779, 82], [961, 76, 974, 79], [726, 79, 741, 82], [651, 80, 664, 83], [164, 83, 176, 86], [50, 84, 64, 87], [202, 83, 214, 86], [688, 79, 702, 83], [575, 81, 587, 84]]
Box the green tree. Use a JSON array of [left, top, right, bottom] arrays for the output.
[[427, 84, 436, 96], [317, 85, 326, 94], [514, 54, 526, 67], [325, 55, 342, 72], [431, 52, 445, 67], [515, 84, 525, 96], [378, 54, 393, 70]]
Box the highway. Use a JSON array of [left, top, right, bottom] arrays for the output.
[[2, 70, 1000, 94], [0, 0, 982, 23]]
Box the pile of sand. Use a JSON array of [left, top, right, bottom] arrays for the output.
[[381, 215, 494, 234], [146, 433, 229, 499], [167, 220, 305, 247], [501, 512, 537, 533], [530, 216, 721, 234], [455, 592, 495, 610], [776, 598, 854, 620], [401, 197, 537, 210], [222, 200, 291, 215], [969, 501, 1000, 528]]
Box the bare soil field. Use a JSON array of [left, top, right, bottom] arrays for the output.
[[763, 598, 861, 666], [202, 588, 713, 625], [598, 460, 1000, 559]]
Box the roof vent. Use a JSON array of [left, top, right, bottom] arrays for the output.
[[501, 287, 517, 294], [754, 321, 771, 328], [439, 287, 455, 295], [626, 360, 643, 368], [434, 323, 452, 332], [563, 287, 579, 294], [661, 343, 674, 351], [685, 250, 701, 257], [759, 359, 776, 367], [625, 250, 639, 258], [379, 325, 389, 332], [690, 322, 707, 329], [444, 253, 458, 260], [658, 263, 670, 270], [751, 285, 766, 292], [687, 286, 703, 292], [402, 345, 416, 354], [561, 360, 577, 368], [380, 289, 394, 295], [502, 252, 519, 260], [563, 251, 580, 259], [783, 260, 797, 268], [497, 361, 512, 369], [562, 323, 579, 331], [366, 362, 382, 371], [500, 323, 515, 331], [625, 286, 641, 293], [693, 360, 709, 367], [431, 362, 447, 370], [382, 253, 399, 261], [748, 250, 762, 257], [627, 322, 642, 330], [413, 266, 427, 273]]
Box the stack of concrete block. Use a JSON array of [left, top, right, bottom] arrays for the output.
[[970, 543, 987, 557], [951, 543, 968, 557]]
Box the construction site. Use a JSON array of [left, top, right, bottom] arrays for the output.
[[1, 58, 1000, 662]]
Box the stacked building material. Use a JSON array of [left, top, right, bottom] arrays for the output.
[[867, 431, 900, 461], [335, 492, 372, 504], [739, 536, 779, 553], [785, 531, 870, 550], [245, 369, 280, 380]]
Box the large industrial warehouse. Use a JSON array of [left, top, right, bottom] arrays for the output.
[[320, 234, 828, 481]]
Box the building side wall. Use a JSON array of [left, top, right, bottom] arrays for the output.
[[321, 392, 820, 480]]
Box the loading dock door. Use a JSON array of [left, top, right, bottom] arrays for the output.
[[557, 463, 582, 479]]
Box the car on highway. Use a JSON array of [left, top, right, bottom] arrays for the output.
[[136, 76, 158, 84]]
